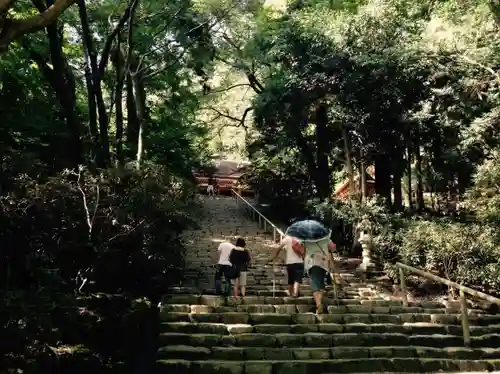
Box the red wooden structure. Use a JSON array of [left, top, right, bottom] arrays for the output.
[[334, 168, 376, 200], [194, 159, 251, 194]]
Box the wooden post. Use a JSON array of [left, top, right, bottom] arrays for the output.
[[399, 267, 408, 307], [460, 289, 471, 346], [273, 227, 276, 242]]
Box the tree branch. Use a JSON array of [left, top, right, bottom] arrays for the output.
[[0, 0, 77, 52], [210, 83, 252, 95], [218, 61, 264, 94], [0, 0, 16, 13], [98, 0, 136, 78], [203, 106, 251, 124], [203, 106, 253, 137], [142, 3, 238, 80], [459, 54, 500, 84]]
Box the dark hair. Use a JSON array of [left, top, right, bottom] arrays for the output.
[[235, 237, 246, 247]]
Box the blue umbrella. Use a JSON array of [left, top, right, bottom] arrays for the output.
[[285, 219, 330, 241]]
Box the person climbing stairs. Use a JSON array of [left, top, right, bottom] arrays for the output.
[[156, 195, 500, 373]]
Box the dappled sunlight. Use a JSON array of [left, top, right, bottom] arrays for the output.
[[210, 237, 230, 243]]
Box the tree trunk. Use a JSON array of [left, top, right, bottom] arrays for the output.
[[126, 74, 140, 155], [414, 125, 425, 211], [375, 153, 392, 206], [341, 124, 355, 200], [406, 132, 412, 210], [130, 72, 147, 170], [314, 104, 331, 199], [392, 149, 403, 211], [0, 0, 79, 53], [489, 0, 500, 27], [78, 0, 110, 166], [36, 10, 83, 167], [77, 1, 99, 162], [285, 112, 320, 197], [360, 159, 367, 201], [114, 43, 126, 166]]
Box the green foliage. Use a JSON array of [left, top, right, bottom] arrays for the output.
[[462, 150, 500, 224], [0, 0, 227, 370], [217, 0, 500, 296], [1, 164, 199, 371], [398, 220, 500, 291], [308, 197, 405, 258]]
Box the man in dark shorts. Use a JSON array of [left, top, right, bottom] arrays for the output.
[[270, 235, 304, 297]]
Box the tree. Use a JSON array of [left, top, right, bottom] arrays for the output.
[[0, 0, 78, 52], [1, 0, 234, 371]]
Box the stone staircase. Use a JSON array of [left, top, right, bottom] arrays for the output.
[[156, 196, 500, 373]]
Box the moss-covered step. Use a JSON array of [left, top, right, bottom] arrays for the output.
[[157, 345, 500, 361], [158, 321, 500, 336], [158, 311, 500, 327], [155, 358, 500, 374], [160, 295, 478, 310], [157, 332, 500, 348], [189, 288, 364, 296], [159, 311, 493, 325], [160, 303, 482, 315]]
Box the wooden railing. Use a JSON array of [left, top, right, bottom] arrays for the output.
[[396, 262, 500, 347], [231, 189, 285, 243]]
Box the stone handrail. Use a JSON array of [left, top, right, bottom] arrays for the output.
[[396, 261, 500, 347], [230, 189, 285, 242]]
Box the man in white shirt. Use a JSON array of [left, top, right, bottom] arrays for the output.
[[214, 241, 234, 295], [270, 235, 304, 297]]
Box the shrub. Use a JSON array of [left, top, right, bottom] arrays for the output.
[[1, 163, 199, 371], [307, 197, 407, 260], [461, 150, 500, 225], [397, 219, 500, 291], [1, 164, 198, 298]]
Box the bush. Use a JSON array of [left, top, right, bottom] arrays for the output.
[[461, 150, 500, 225], [398, 219, 500, 292], [1, 163, 199, 371], [307, 197, 406, 260]]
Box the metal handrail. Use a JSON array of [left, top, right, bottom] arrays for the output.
[[231, 189, 285, 242], [231, 189, 343, 300], [396, 261, 500, 347], [231, 189, 286, 297]]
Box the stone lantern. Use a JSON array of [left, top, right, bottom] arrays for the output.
[[357, 215, 375, 276]]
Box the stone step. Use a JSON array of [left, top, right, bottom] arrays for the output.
[[160, 295, 465, 310], [176, 291, 350, 298], [165, 289, 358, 297], [158, 322, 500, 336], [157, 345, 500, 361], [170, 197, 500, 374], [159, 312, 494, 326], [185, 290, 371, 298], [175, 289, 383, 299], [160, 304, 479, 315], [158, 331, 500, 347], [169, 283, 385, 293], [159, 318, 500, 334], [155, 358, 500, 373]]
